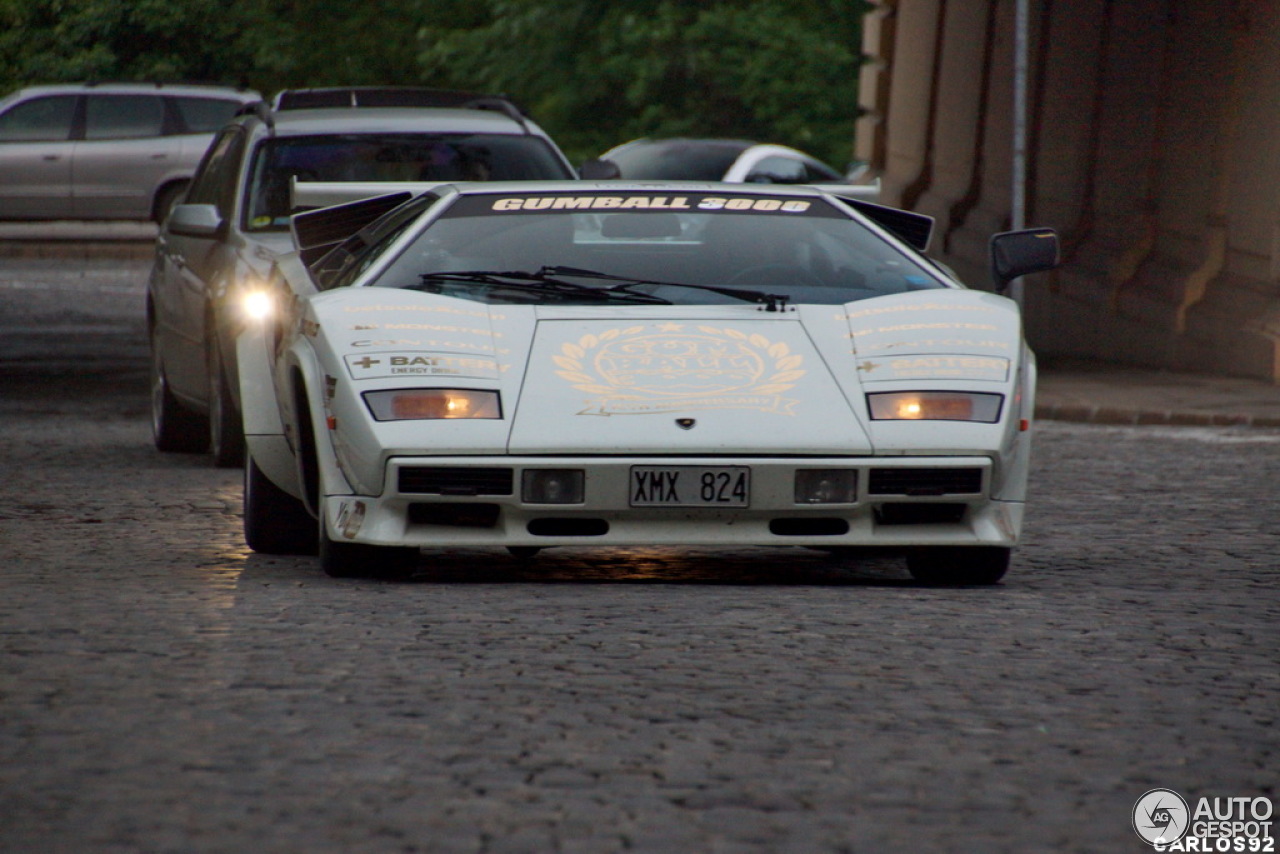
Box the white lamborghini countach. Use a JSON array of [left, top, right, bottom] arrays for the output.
[[236, 181, 1058, 582]]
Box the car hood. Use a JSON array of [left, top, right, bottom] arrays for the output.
[[305, 287, 1024, 458]]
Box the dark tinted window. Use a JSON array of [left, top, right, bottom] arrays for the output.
[[243, 134, 573, 231], [607, 141, 747, 180], [84, 95, 164, 140], [173, 97, 244, 133], [0, 96, 76, 142]]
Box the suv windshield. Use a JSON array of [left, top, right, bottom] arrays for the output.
[[367, 191, 947, 305], [243, 133, 572, 231]]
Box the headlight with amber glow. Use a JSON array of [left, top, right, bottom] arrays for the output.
[[866, 391, 1003, 422], [364, 389, 501, 421]]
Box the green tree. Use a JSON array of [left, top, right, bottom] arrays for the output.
[[0, 0, 255, 88], [416, 0, 866, 167], [235, 0, 429, 89], [0, 0, 865, 170]]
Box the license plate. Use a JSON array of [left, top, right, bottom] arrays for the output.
[[629, 466, 750, 507]]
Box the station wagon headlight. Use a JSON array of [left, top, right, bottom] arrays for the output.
[[364, 389, 501, 421], [867, 391, 1003, 422], [241, 289, 274, 321]]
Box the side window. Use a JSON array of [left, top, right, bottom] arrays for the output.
[[0, 96, 77, 142], [744, 156, 807, 184], [185, 129, 245, 221], [84, 95, 165, 140], [172, 97, 243, 133]]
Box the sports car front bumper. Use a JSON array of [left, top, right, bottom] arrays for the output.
[[322, 455, 1024, 550]]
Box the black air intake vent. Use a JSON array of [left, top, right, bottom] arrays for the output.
[[867, 468, 982, 496], [399, 467, 513, 496]]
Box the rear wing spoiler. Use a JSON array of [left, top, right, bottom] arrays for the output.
[[289, 180, 443, 271], [810, 184, 935, 252], [291, 192, 413, 271]]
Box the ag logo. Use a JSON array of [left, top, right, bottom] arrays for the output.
[[1133, 788, 1190, 846], [554, 324, 804, 416]]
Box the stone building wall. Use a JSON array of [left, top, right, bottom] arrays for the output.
[[858, 0, 1280, 381]]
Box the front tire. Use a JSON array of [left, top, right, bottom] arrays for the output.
[[244, 453, 317, 555], [150, 333, 207, 453], [906, 546, 1011, 585], [318, 497, 418, 580]]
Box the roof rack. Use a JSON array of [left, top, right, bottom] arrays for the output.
[[270, 87, 529, 127], [234, 100, 276, 133], [82, 80, 256, 92]]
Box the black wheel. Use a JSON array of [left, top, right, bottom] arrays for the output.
[[150, 332, 207, 453], [318, 497, 418, 580], [507, 546, 542, 560], [208, 333, 245, 469], [154, 181, 188, 224], [244, 453, 317, 555], [906, 546, 1011, 585]]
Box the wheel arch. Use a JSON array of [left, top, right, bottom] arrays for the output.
[[286, 350, 352, 518]]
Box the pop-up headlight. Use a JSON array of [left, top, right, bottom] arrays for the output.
[[364, 389, 501, 421], [867, 392, 1003, 422]]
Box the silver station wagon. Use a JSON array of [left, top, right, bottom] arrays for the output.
[[0, 81, 260, 221]]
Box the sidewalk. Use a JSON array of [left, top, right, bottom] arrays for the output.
[[1036, 358, 1280, 428], [0, 221, 156, 259]]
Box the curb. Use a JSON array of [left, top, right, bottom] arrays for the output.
[[1035, 402, 1280, 429], [0, 241, 154, 260]]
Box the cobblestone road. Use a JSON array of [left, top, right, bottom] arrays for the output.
[[0, 256, 1276, 853]]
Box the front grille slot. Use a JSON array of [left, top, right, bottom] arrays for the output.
[[875, 503, 967, 525], [769, 518, 850, 536], [408, 503, 500, 528], [399, 467, 513, 496], [867, 467, 982, 496], [527, 519, 609, 537]]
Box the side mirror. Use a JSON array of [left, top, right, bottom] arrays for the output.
[[989, 227, 1059, 292], [167, 203, 224, 238], [579, 158, 621, 180]]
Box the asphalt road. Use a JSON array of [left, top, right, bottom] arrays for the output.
[[1, 254, 1276, 853]]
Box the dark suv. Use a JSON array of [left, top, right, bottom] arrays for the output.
[[0, 82, 261, 221], [147, 88, 578, 466]]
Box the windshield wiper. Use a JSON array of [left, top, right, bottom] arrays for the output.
[[538, 265, 791, 312], [411, 270, 671, 304]]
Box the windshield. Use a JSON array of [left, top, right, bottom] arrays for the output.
[[366, 191, 948, 305], [243, 133, 572, 231]]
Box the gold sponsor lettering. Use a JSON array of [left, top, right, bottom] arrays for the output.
[[556, 325, 805, 415]]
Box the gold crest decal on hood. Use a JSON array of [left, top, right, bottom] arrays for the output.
[[555, 325, 804, 416]]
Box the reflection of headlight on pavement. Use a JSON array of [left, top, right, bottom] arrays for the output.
[[241, 290, 273, 321]]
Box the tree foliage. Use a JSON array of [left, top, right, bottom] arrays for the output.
[[0, 0, 865, 167]]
